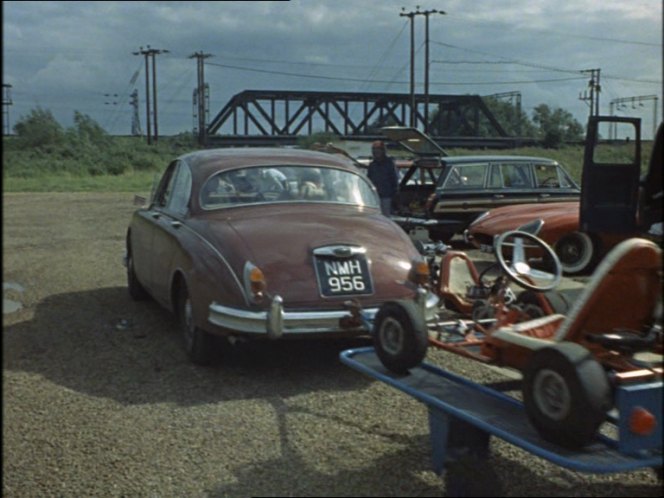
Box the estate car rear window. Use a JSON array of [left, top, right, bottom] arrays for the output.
[[200, 165, 379, 209]]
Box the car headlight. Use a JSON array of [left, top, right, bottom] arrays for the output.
[[470, 210, 490, 227], [244, 261, 267, 303]]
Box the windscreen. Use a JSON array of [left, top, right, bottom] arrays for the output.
[[200, 165, 379, 209]]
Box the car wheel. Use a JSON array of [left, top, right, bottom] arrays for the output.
[[554, 232, 597, 275], [523, 342, 611, 448], [126, 249, 149, 301], [373, 301, 428, 374], [178, 285, 217, 366]]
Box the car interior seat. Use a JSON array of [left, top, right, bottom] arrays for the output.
[[299, 181, 326, 200], [489, 238, 662, 355]]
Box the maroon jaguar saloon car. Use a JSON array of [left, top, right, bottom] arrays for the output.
[[125, 148, 439, 364]]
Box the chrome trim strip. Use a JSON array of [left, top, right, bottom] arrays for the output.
[[209, 290, 440, 338], [313, 245, 367, 257], [209, 298, 379, 337]]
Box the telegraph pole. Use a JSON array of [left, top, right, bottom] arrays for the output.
[[2, 84, 13, 135], [420, 9, 445, 133], [400, 8, 417, 127], [579, 68, 601, 119], [133, 45, 168, 144], [189, 51, 213, 145], [400, 7, 445, 130]]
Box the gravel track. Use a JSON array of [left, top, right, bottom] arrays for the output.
[[3, 192, 661, 497]]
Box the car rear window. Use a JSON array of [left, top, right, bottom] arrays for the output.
[[200, 165, 379, 209]]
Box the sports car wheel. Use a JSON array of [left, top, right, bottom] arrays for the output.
[[178, 285, 217, 365], [126, 250, 149, 301], [554, 232, 597, 275], [373, 301, 428, 374], [523, 342, 611, 448]]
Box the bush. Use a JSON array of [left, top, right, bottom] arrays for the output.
[[13, 108, 64, 148]]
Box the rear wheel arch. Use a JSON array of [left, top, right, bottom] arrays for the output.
[[170, 271, 187, 317], [126, 228, 149, 301]]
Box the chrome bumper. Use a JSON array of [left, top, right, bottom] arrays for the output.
[[209, 289, 439, 339]]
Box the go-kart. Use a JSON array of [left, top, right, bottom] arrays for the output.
[[371, 230, 663, 449], [416, 219, 581, 321]]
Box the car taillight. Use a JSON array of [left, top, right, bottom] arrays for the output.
[[244, 262, 267, 303], [410, 259, 430, 286]]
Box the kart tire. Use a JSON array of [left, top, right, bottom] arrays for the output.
[[554, 232, 598, 275], [523, 342, 612, 448], [178, 284, 218, 366], [373, 301, 428, 374]]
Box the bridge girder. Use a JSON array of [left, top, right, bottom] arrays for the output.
[[206, 90, 510, 143]]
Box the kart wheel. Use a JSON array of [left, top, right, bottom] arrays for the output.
[[178, 285, 217, 366], [373, 301, 428, 374], [126, 248, 149, 301], [554, 232, 598, 275], [523, 342, 612, 448]]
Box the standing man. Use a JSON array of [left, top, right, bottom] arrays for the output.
[[367, 140, 399, 216]]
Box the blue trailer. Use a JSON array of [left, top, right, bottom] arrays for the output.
[[340, 346, 662, 477]]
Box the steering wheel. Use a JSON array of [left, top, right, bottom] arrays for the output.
[[539, 177, 559, 187], [494, 230, 562, 292]]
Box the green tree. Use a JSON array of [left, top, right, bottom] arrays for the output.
[[13, 107, 64, 147], [532, 104, 584, 148], [482, 97, 538, 137], [71, 111, 109, 145]]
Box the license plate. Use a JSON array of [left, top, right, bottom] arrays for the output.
[[314, 256, 373, 297]]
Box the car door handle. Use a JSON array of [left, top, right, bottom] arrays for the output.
[[493, 194, 504, 199], [151, 213, 160, 219], [171, 221, 182, 229], [539, 193, 550, 198]]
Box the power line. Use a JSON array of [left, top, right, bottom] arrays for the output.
[[206, 60, 586, 86], [431, 40, 580, 75]]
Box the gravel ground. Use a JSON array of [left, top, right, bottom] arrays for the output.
[[3, 192, 661, 497]]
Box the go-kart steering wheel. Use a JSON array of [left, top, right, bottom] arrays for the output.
[[494, 230, 562, 292]]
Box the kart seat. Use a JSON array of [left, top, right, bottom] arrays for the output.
[[491, 237, 662, 352], [439, 251, 482, 315]]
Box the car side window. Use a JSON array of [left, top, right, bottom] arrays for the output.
[[154, 161, 178, 208], [533, 163, 561, 188], [166, 162, 192, 216], [441, 164, 486, 190], [492, 163, 533, 188]]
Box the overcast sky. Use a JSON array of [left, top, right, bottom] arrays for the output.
[[3, 0, 662, 138]]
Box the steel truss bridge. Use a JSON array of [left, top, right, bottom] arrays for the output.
[[205, 90, 536, 148]]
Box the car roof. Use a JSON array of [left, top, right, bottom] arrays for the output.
[[179, 147, 360, 180], [440, 155, 559, 164]]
